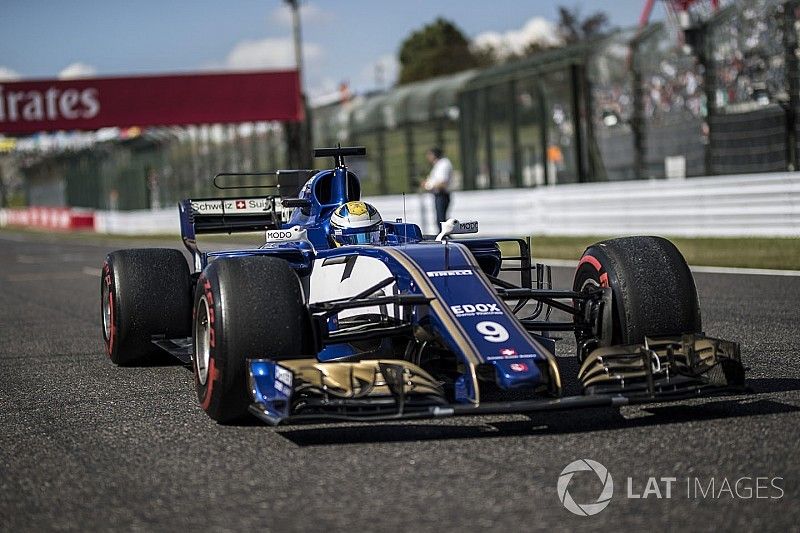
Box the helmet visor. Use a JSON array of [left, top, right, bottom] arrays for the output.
[[334, 229, 383, 245]]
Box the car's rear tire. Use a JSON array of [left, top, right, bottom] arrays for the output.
[[573, 236, 701, 346], [101, 249, 192, 365], [193, 256, 312, 423]]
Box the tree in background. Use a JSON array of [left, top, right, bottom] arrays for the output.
[[467, 6, 610, 67], [556, 6, 609, 45], [398, 18, 484, 85], [396, 9, 610, 84]]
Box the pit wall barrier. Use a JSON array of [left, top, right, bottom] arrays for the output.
[[1, 173, 798, 237]]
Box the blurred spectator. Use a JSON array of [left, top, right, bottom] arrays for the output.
[[422, 147, 453, 224]]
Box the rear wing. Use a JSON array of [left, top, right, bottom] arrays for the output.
[[179, 195, 286, 271], [179, 196, 283, 235], [180, 169, 314, 238]]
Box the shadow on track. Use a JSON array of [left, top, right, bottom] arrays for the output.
[[275, 378, 800, 447], [119, 351, 186, 368]]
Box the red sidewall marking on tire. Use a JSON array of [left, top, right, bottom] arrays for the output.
[[198, 276, 220, 411], [200, 359, 220, 411], [578, 255, 602, 271], [103, 262, 116, 358], [578, 255, 610, 288], [202, 278, 216, 349]]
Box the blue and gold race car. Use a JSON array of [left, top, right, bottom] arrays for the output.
[[100, 147, 745, 424]]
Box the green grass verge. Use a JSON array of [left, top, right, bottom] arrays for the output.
[[519, 235, 800, 270]]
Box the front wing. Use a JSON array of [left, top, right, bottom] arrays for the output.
[[246, 334, 747, 425]]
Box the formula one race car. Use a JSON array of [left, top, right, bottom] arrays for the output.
[[100, 146, 745, 424]]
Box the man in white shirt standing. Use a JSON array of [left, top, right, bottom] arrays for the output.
[[422, 147, 453, 224]]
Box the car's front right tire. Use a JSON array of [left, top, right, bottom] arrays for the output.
[[193, 256, 311, 423], [101, 248, 192, 365], [573, 235, 702, 349]]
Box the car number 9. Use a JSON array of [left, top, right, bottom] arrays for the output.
[[476, 321, 509, 343]]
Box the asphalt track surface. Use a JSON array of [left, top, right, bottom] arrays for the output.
[[1, 229, 799, 532]]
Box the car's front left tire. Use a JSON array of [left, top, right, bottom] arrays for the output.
[[193, 256, 312, 423]]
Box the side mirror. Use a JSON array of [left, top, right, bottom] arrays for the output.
[[436, 219, 479, 241], [265, 225, 311, 244]]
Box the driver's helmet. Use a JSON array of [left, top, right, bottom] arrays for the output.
[[330, 201, 384, 246]]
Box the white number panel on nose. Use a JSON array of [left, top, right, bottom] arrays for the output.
[[308, 255, 398, 319]]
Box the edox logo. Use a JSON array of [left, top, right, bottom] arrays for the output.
[[557, 459, 614, 516]]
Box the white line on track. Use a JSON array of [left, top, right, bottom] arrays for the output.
[[688, 265, 800, 277], [17, 253, 96, 264], [538, 258, 800, 277], [5, 267, 101, 282], [7, 272, 92, 282], [0, 234, 28, 242]]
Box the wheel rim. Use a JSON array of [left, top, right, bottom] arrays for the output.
[[101, 281, 111, 341], [580, 278, 600, 292], [195, 296, 211, 385], [576, 277, 602, 349]]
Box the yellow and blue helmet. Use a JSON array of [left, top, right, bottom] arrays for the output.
[[330, 201, 384, 246]]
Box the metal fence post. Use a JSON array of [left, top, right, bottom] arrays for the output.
[[537, 82, 549, 185], [250, 123, 260, 172], [435, 118, 445, 153], [405, 124, 416, 191], [458, 92, 474, 190], [484, 88, 495, 188], [570, 63, 586, 183], [377, 127, 388, 194], [302, 97, 313, 168], [581, 60, 600, 181], [0, 164, 7, 208], [699, 20, 716, 176], [630, 38, 646, 180], [784, 0, 799, 170], [509, 79, 522, 187], [284, 121, 302, 169]]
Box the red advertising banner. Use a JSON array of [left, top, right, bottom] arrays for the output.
[[0, 70, 302, 134]]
